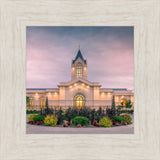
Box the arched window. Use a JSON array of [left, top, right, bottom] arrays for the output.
[[76, 63, 82, 78]]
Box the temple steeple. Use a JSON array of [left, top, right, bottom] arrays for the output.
[[71, 46, 87, 80]]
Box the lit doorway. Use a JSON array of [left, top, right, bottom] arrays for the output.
[[73, 94, 85, 109]]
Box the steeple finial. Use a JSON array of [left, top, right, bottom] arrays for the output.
[[79, 44, 80, 50]]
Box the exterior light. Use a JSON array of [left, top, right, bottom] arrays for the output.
[[54, 92, 57, 95], [35, 93, 38, 96], [84, 67, 87, 70], [121, 95, 124, 98], [74, 83, 77, 86], [48, 92, 51, 95], [101, 92, 104, 95], [69, 85, 72, 88], [87, 85, 90, 88], [72, 67, 75, 70], [108, 92, 111, 95], [82, 83, 85, 86]]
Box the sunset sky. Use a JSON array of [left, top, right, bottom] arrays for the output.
[[26, 26, 134, 90]]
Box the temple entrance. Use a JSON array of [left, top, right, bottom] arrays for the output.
[[73, 94, 85, 109]]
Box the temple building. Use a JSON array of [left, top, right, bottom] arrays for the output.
[[27, 46, 134, 110]]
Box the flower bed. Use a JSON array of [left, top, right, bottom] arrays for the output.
[[27, 109, 132, 128]]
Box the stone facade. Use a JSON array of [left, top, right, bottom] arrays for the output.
[[27, 47, 134, 110]]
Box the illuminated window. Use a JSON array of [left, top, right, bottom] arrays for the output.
[[76, 63, 82, 78]]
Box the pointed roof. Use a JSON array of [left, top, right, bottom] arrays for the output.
[[72, 49, 86, 64]]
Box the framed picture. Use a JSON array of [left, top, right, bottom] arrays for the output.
[[0, 0, 159, 160], [26, 26, 134, 134]]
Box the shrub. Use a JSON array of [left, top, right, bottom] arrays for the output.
[[33, 115, 45, 123], [79, 107, 91, 119], [26, 110, 40, 114], [116, 105, 123, 111], [118, 110, 134, 115], [56, 108, 63, 124], [122, 115, 132, 124], [28, 114, 36, 121], [125, 100, 132, 108], [44, 115, 58, 126], [72, 116, 89, 126], [113, 116, 126, 124], [90, 109, 96, 124], [77, 124, 82, 127], [99, 117, 112, 127], [106, 108, 117, 120]]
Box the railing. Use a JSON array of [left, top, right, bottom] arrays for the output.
[[27, 100, 134, 110], [26, 100, 134, 111], [27, 100, 112, 110]]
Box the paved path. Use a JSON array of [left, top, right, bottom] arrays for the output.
[[26, 123, 134, 134], [26, 115, 134, 134]]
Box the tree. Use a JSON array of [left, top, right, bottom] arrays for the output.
[[45, 96, 49, 109], [56, 107, 63, 124], [44, 96, 49, 115], [97, 106, 102, 117], [26, 96, 30, 109], [26, 96, 30, 105], [90, 109, 96, 124], [111, 96, 116, 110], [125, 100, 132, 108]]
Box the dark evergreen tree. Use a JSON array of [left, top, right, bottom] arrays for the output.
[[45, 96, 49, 109], [26, 96, 30, 105], [102, 109, 105, 116], [97, 106, 102, 116], [45, 96, 49, 115], [57, 107, 63, 124], [111, 96, 116, 110], [90, 109, 95, 124], [125, 100, 132, 108]]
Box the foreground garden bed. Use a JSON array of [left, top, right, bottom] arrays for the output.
[[27, 106, 133, 128], [27, 122, 132, 128]]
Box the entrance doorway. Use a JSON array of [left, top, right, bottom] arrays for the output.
[[73, 94, 85, 109]]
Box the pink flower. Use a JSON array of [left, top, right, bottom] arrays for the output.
[[93, 120, 97, 126], [77, 124, 82, 127], [63, 124, 66, 127], [36, 122, 40, 125], [96, 123, 100, 127], [112, 122, 120, 126], [122, 121, 127, 125], [67, 122, 70, 125], [29, 121, 35, 124]]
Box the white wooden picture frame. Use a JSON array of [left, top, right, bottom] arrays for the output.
[[0, 0, 160, 159]]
